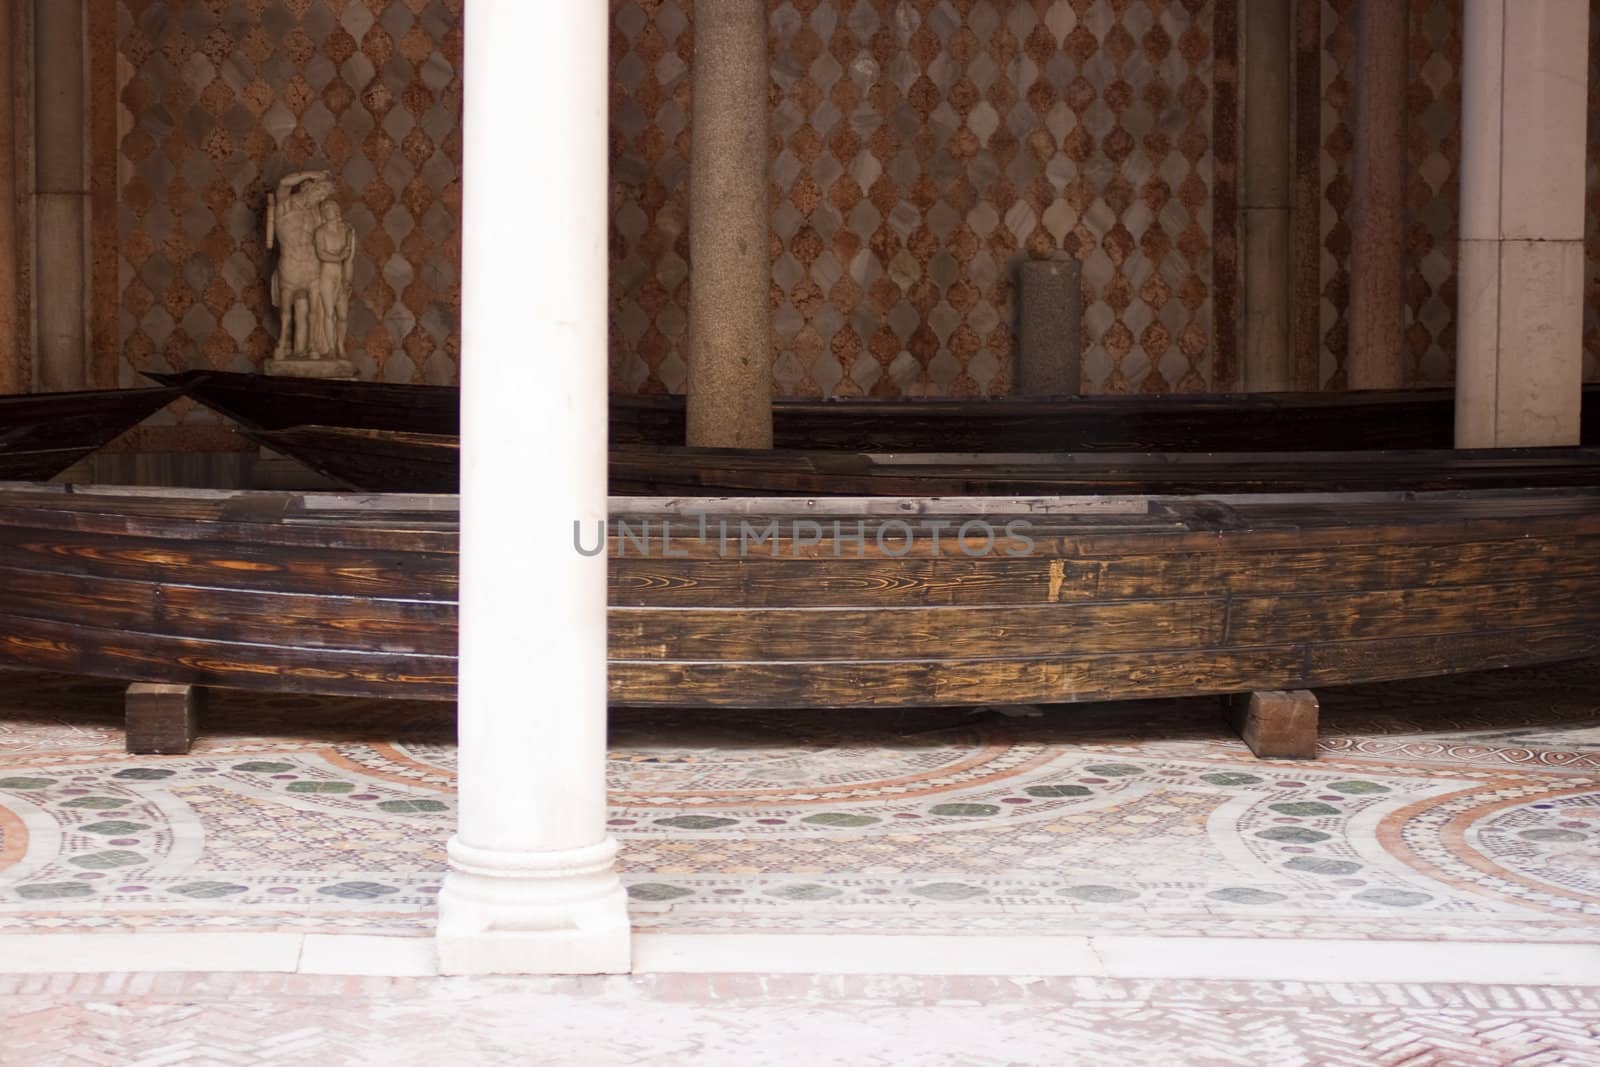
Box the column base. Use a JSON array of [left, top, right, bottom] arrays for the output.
[[263, 358, 356, 379], [435, 835, 631, 975]]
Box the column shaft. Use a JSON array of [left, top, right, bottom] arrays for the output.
[[0, 0, 19, 394], [32, 0, 86, 392], [1016, 258, 1082, 396], [1456, 0, 1587, 447], [1291, 0, 1324, 389], [437, 0, 629, 975], [686, 0, 773, 447], [1241, 0, 1293, 392], [1346, 0, 1407, 390]]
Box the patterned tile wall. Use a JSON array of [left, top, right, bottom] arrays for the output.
[[98, 0, 1600, 419], [114, 0, 464, 406], [611, 0, 1220, 398], [1316, 0, 1461, 391]]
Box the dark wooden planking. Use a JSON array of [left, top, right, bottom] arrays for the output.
[[0, 613, 456, 700], [0, 563, 160, 630], [233, 426, 1600, 497], [1305, 627, 1600, 687], [1075, 535, 1600, 603], [0, 525, 458, 598], [1226, 578, 1600, 644], [0, 493, 459, 553], [611, 446, 1600, 498], [163, 369, 1599, 461], [0, 482, 1597, 708], [609, 600, 1228, 660], [612, 386, 1600, 452], [609, 535, 1600, 608], [0, 386, 183, 480], [0, 564, 455, 656], [608, 556, 1080, 608], [147, 370, 460, 435], [254, 426, 457, 493], [607, 646, 1309, 707], [155, 584, 457, 655]]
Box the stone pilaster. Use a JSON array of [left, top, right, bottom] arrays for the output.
[[1456, 0, 1589, 447]]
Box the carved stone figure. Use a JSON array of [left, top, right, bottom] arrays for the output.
[[313, 200, 356, 360], [265, 170, 356, 378]]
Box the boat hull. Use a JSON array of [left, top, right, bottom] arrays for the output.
[[1, 483, 1596, 707], [0, 386, 183, 481], [161, 370, 1600, 456]]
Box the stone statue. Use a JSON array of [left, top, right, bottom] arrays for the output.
[[313, 199, 356, 360], [265, 170, 356, 378]]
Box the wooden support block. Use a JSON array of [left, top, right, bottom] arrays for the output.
[[1224, 689, 1319, 760], [125, 683, 203, 755]]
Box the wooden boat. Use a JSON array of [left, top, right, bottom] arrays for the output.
[[157, 368, 1600, 455], [1, 481, 1596, 710], [146, 370, 458, 436], [247, 423, 1600, 498], [612, 445, 1600, 497], [255, 425, 458, 493], [0, 386, 183, 481], [616, 387, 1600, 452]]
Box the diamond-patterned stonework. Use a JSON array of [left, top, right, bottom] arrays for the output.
[[98, 0, 1600, 421], [114, 0, 464, 418], [610, 0, 1221, 398]]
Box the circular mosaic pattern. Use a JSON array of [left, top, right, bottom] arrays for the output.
[[1387, 784, 1600, 915], [1460, 791, 1600, 904], [386, 710, 1063, 805], [0, 802, 25, 874], [4, 662, 1600, 941]]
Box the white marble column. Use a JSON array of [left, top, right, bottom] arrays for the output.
[[436, 0, 630, 974], [1456, 0, 1589, 447]]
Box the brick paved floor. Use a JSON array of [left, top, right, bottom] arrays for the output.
[[2, 972, 1599, 1066]]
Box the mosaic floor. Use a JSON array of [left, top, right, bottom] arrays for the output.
[[1, 661, 1598, 941]]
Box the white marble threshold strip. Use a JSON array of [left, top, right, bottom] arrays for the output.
[[0, 933, 1596, 986]]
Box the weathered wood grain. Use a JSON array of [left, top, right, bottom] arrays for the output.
[[1224, 690, 1319, 759], [0, 484, 1595, 710], [607, 646, 1308, 707], [0, 613, 456, 700], [125, 683, 201, 755], [609, 600, 1228, 660]]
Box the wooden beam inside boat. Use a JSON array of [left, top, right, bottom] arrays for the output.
[[160, 369, 1600, 454], [0, 386, 184, 481]]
